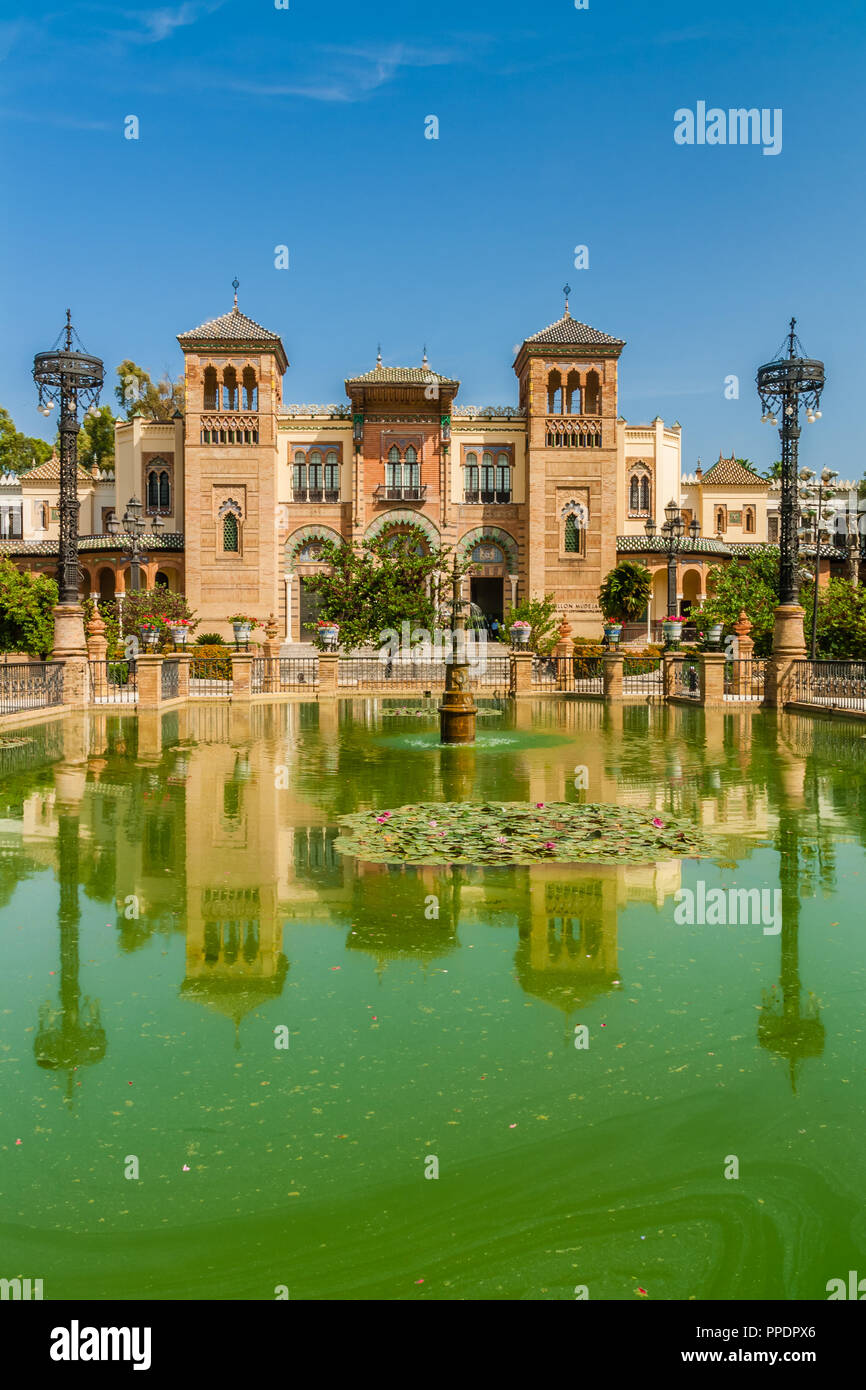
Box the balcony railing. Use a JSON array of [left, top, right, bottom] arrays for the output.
[[544, 416, 603, 448], [200, 414, 259, 445], [292, 489, 340, 503], [464, 490, 512, 504], [373, 484, 428, 503]]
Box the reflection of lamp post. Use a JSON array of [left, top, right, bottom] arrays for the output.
[[756, 318, 825, 655], [32, 311, 104, 655], [798, 467, 837, 661], [106, 496, 163, 592], [645, 499, 700, 626]]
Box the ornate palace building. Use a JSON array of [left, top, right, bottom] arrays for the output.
[[1, 293, 856, 642]]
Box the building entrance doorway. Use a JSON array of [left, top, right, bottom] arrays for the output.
[[470, 577, 504, 631], [298, 575, 323, 641]]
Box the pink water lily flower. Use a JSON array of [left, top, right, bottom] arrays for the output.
[[535, 802, 545, 809], [375, 815, 390, 824], [652, 817, 665, 828], [543, 841, 556, 850]]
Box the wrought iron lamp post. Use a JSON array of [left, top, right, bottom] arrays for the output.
[[756, 318, 825, 655], [798, 467, 837, 661], [32, 311, 104, 655], [645, 498, 700, 623], [106, 497, 163, 593]]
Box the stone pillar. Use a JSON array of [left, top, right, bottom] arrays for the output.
[[766, 603, 807, 708], [136, 711, 163, 762], [554, 617, 574, 691], [284, 575, 292, 642], [508, 573, 518, 615], [603, 653, 624, 700], [86, 611, 108, 700], [263, 613, 281, 693], [52, 603, 87, 661], [510, 650, 533, 696], [230, 652, 253, 701], [699, 652, 726, 708], [175, 653, 191, 700], [732, 609, 754, 697], [662, 652, 682, 701], [136, 654, 163, 710], [318, 652, 339, 696]]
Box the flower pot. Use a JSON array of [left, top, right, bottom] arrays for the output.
[[141, 629, 160, 649], [511, 626, 531, 648], [232, 622, 252, 645], [171, 627, 189, 648], [706, 623, 724, 646], [319, 625, 339, 650], [662, 620, 683, 639], [604, 623, 622, 647]]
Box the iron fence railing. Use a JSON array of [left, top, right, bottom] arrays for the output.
[[532, 655, 604, 693], [724, 658, 768, 702], [623, 656, 664, 695], [89, 660, 137, 704], [252, 657, 319, 691], [189, 655, 234, 697], [788, 660, 866, 710], [161, 658, 180, 701], [338, 658, 447, 689], [674, 658, 701, 699], [0, 661, 64, 715]]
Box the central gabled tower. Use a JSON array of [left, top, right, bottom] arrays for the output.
[[513, 299, 625, 635], [178, 295, 288, 634]]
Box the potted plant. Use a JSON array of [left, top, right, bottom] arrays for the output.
[[228, 614, 258, 646], [170, 617, 190, 648], [510, 619, 531, 648], [603, 619, 623, 647], [139, 618, 160, 649], [662, 613, 686, 647], [316, 618, 340, 650]]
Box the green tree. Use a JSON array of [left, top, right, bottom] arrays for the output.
[[0, 407, 53, 476], [302, 532, 472, 651], [115, 361, 185, 421], [75, 405, 116, 469], [91, 589, 198, 648], [598, 561, 652, 622], [735, 458, 763, 476], [808, 577, 866, 660], [0, 559, 58, 656], [698, 550, 783, 654], [504, 594, 560, 655]]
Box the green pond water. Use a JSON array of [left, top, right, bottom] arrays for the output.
[[1, 698, 865, 1301]]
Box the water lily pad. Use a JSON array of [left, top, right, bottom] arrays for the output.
[[335, 802, 715, 866]]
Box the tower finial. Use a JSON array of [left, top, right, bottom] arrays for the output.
[[65, 309, 73, 351], [232, 276, 239, 309], [376, 343, 382, 367], [563, 283, 571, 316], [422, 344, 428, 367]]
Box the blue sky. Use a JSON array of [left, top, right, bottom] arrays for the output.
[[1, 0, 863, 475]]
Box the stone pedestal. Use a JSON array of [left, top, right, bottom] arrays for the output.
[[731, 610, 755, 697], [510, 651, 533, 696], [59, 657, 89, 708], [766, 604, 807, 708], [318, 653, 339, 696], [52, 603, 87, 660], [602, 653, 624, 700], [262, 614, 281, 693], [135, 654, 163, 710], [175, 654, 191, 700], [86, 612, 108, 700], [699, 652, 726, 708], [230, 653, 253, 702], [662, 652, 683, 700], [439, 660, 477, 744]]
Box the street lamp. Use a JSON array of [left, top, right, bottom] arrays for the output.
[[798, 467, 838, 660], [106, 497, 163, 593], [32, 311, 104, 656], [757, 318, 825, 655], [645, 499, 700, 625]]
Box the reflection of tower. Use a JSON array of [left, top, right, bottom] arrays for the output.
[[345, 862, 461, 978], [181, 719, 289, 1045], [758, 806, 825, 1092], [34, 778, 107, 1104], [515, 865, 620, 1019]]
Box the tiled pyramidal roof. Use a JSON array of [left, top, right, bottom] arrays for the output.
[[524, 310, 624, 348], [178, 306, 281, 344], [698, 454, 768, 487], [346, 364, 458, 386]]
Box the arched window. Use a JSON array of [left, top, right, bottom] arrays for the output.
[[640, 476, 650, 511], [481, 451, 495, 499], [715, 507, 726, 534], [242, 367, 258, 410], [584, 371, 601, 414], [404, 446, 419, 490], [465, 451, 479, 500], [222, 367, 238, 411], [386, 446, 402, 490], [564, 515, 581, 553], [203, 366, 218, 410], [223, 513, 239, 552], [293, 450, 306, 497], [324, 450, 339, 498], [562, 501, 587, 556], [630, 477, 640, 511], [744, 507, 755, 533], [496, 452, 511, 501], [155, 570, 170, 589], [308, 451, 323, 497], [547, 370, 563, 414], [147, 471, 160, 509], [158, 471, 170, 509]]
